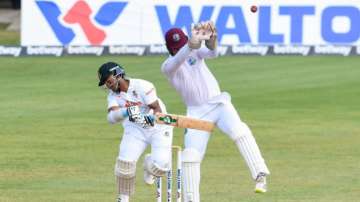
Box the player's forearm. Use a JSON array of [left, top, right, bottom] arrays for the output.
[[207, 49, 218, 58], [197, 47, 218, 59], [107, 108, 128, 124], [147, 101, 162, 115], [162, 45, 192, 75]]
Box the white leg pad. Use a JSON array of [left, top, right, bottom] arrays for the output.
[[235, 135, 270, 179], [182, 148, 201, 202], [114, 158, 137, 196], [144, 154, 169, 177]]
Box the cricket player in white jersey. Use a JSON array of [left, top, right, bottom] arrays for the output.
[[97, 62, 173, 202], [161, 22, 270, 202]]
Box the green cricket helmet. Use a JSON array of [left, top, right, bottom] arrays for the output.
[[97, 62, 125, 86]]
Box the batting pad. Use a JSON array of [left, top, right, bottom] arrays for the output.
[[114, 158, 136, 195], [182, 148, 201, 202], [235, 135, 270, 179], [144, 154, 169, 177]]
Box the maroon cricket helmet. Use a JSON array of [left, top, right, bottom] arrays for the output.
[[165, 28, 188, 55]]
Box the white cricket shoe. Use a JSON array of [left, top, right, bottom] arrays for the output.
[[254, 172, 267, 193], [143, 154, 156, 185], [116, 194, 129, 202]]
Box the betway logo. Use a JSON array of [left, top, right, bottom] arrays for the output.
[[36, 0, 127, 45]]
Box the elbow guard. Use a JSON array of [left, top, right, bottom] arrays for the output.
[[107, 108, 128, 124]]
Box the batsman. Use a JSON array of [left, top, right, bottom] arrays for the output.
[[97, 62, 173, 202], [161, 21, 270, 201]]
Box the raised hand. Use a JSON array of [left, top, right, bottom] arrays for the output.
[[188, 21, 213, 49], [205, 21, 217, 50]]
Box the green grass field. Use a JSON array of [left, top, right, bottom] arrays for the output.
[[0, 55, 359, 202], [0, 23, 20, 45]]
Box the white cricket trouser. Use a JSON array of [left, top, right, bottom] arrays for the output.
[[185, 95, 270, 179], [118, 126, 173, 168]]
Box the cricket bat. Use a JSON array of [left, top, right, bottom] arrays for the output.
[[155, 113, 215, 132]]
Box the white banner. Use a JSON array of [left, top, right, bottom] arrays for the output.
[[21, 0, 360, 46]]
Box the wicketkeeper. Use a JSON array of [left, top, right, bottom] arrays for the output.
[[161, 21, 270, 202], [97, 62, 173, 202]]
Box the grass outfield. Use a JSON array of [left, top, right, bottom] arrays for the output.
[[0, 23, 19, 45], [0, 56, 359, 202]]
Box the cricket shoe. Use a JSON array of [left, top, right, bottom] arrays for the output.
[[116, 194, 129, 202], [143, 154, 156, 185], [254, 172, 267, 193]]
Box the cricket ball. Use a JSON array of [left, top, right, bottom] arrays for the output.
[[251, 5, 258, 13]]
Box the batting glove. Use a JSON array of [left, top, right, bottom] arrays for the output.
[[127, 106, 142, 122], [127, 106, 155, 128]]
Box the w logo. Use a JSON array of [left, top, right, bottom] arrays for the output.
[[36, 0, 127, 45]]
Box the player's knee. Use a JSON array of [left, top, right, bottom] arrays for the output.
[[229, 121, 252, 141], [114, 158, 137, 178], [144, 154, 169, 177], [182, 148, 202, 163], [151, 152, 171, 167], [155, 158, 171, 171]]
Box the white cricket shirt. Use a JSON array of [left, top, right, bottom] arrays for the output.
[[161, 45, 221, 106], [107, 78, 167, 129]]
